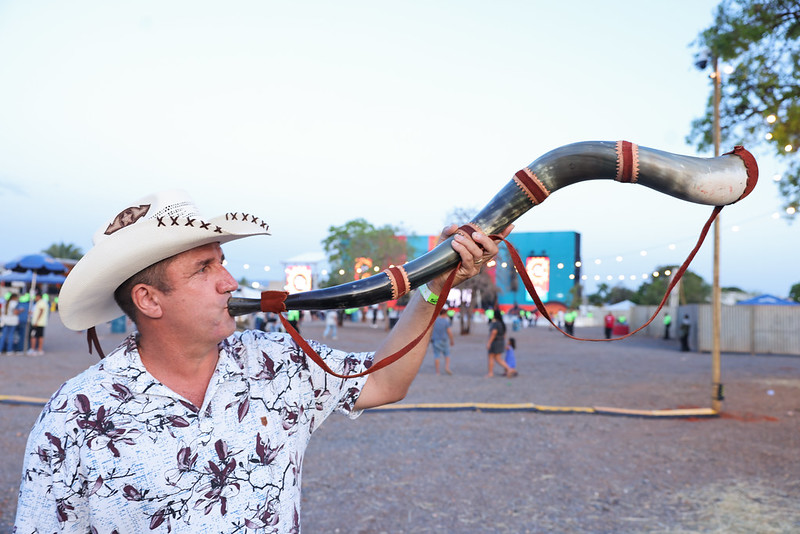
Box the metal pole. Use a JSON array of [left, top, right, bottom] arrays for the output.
[[711, 57, 723, 412]]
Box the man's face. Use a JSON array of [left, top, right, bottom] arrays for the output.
[[158, 242, 239, 344]]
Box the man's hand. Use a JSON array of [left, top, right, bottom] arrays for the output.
[[353, 222, 513, 411], [427, 223, 515, 294]]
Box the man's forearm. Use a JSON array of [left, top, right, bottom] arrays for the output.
[[353, 289, 437, 410]]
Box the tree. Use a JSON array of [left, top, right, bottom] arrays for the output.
[[789, 282, 800, 302], [42, 242, 83, 260], [587, 283, 611, 306], [607, 285, 636, 305], [687, 0, 800, 213], [633, 265, 711, 305], [320, 219, 409, 288]]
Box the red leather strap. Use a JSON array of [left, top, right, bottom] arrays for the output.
[[260, 290, 289, 313], [493, 206, 723, 341], [276, 267, 459, 379], [87, 326, 106, 359]]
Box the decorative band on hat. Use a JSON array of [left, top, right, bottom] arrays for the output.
[[156, 216, 224, 233], [224, 212, 269, 231], [153, 213, 269, 233], [224, 212, 270, 231]]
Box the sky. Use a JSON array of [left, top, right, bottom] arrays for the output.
[[0, 0, 795, 297]]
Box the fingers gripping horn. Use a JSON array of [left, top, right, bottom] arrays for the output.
[[228, 140, 758, 316]]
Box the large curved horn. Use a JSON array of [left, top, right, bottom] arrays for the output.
[[228, 141, 758, 315]]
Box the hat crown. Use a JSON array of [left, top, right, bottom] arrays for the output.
[[93, 190, 200, 245]]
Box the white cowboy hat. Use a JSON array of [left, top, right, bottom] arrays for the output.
[[59, 190, 270, 331]]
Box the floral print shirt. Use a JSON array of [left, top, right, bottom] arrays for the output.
[[15, 330, 372, 533]]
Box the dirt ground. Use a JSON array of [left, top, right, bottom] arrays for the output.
[[1, 313, 798, 533]]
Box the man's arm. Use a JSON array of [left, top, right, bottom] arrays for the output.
[[354, 223, 512, 410]]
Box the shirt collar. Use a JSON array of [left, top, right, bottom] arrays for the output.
[[102, 333, 246, 396]]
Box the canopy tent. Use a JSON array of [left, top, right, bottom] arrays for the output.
[[0, 270, 66, 285], [736, 294, 799, 306], [3, 253, 67, 352], [605, 299, 634, 311]]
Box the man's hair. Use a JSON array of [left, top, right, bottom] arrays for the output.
[[113, 257, 175, 324]]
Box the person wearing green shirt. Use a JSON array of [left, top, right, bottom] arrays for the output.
[[663, 313, 672, 339]]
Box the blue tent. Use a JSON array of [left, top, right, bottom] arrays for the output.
[[736, 294, 799, 306], [0, 270, 65, 285]]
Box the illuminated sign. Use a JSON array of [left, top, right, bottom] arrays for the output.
[[525, 256, 550, 302], [354, 257, 373, 280], [285, 265, 312, 294]]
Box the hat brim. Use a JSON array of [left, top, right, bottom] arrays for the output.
[[59, 213, 269, 330]]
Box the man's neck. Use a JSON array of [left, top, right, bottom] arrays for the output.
[[137, 332, 220, 408]]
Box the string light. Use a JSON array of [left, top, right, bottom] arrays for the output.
[[230, 209, 793, 293]]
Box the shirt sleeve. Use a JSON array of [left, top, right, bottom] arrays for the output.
[[234, 330, 375, 421]]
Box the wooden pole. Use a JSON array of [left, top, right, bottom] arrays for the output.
[[711, 57, 723, 412]]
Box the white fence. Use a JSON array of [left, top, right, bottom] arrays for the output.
[[629, 304, 800, 355]]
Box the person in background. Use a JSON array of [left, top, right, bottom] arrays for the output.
[[429, 307, 454, 375], [663, 313, 672, 339], [1, 293, 20, 355], [486, 308, 516, 378], [564, 309, 576, 335], [287, 308, 301, 332], [28, 293, 49, 356], [555, 309, 565, 330], [323, 309, 338, 340], [13, 293, 31, 353], [604, 311, 615, 339], [505, 337, 517, 375], [680, 314, 691, 352]]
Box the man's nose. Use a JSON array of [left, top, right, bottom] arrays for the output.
[[218, 267, 239, 293]]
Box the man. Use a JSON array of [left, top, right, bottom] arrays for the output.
[[15, 190, 508, 532], [564, 309, 576, 335], [604, 311, 615, 339], [663, 312, 672, 339], [679, 314, 691, 352], [429, 307, 454, 375], [13, 293, 30, 353], [1, 293, 20, 354], [28, 293, 49, 355]]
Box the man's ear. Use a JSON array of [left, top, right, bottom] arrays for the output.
[[131, 284, 164, 320]]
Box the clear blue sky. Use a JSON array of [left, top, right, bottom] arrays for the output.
[[0, 1, 794, 296]]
